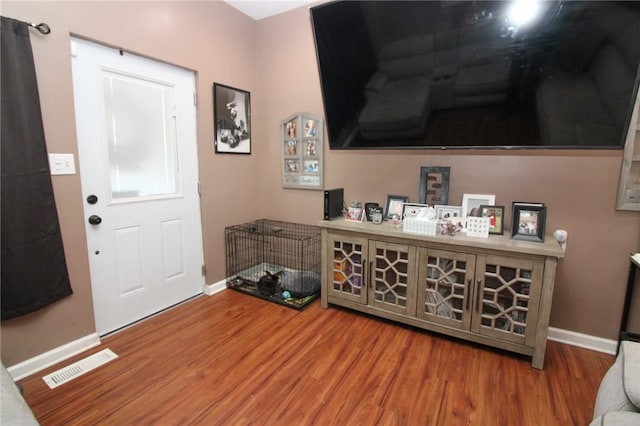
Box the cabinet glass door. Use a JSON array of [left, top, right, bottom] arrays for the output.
[[418, 249, 475, 330], [370, 241, 416, 316], [328, 234, 367, 304], [472, 255, 543, 345]]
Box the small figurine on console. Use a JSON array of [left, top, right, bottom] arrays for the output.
[[440, 221, 460, 236]]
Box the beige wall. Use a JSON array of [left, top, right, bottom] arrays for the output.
[[1, 0, 259, 366], [1, 1, 638, 367], [254, 7, 640, 341]]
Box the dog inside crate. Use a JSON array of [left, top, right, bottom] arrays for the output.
[[225, 220, 321, 309]]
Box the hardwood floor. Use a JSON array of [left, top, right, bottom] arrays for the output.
[[19, 290, 614, 425]]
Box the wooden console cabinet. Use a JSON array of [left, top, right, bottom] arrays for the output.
[[319, 219, 565, 369]]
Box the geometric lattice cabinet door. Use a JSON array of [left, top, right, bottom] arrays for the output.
[[418, 249, 475, 330], [472, 255, 543, 346], [329, 234, 368, 305]]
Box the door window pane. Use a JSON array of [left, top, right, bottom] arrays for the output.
[[103, 72, 179, 199]]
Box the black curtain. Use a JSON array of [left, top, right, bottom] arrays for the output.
[[1, 16, 72, 320]]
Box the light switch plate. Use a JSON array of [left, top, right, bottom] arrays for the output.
[[49, 153, 76, 175]]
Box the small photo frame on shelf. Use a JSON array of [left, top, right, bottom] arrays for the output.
[[511, 202, 546, 242], [479, 205, 505, 235], [461, 193, 496, 218], [345, 207, 365, 223], [214, 83, 251, 154], [419, 166, 450, 205], [384, 195, 409, 220], [402, 203, 435, 220], [364, 202, 379, 221], [435, 205, 462, 221]]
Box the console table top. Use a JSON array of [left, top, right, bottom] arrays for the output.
[[318, 218, 565, 259]]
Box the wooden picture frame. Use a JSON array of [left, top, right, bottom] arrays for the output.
[[511, 203, 546, 242], [384, 195, 409, 220], [479, 205, 505, 235], [214, 83, 251, 154]]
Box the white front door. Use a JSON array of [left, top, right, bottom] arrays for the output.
[[71, 38, 203, 335]]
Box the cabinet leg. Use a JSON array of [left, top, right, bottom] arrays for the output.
[[531, 348, 545, 369]]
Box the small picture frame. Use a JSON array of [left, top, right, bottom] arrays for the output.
[[511, 203, 546, 242], [479, 205, 505, 235], [462, 194, 496, 218], [435, 205, 462, 221], [214, 83, 251, 154], [345, 207, 365, 223], [402, 203, 435, 220], [364, 202, 379, 221], [384, 195, 409, 220]]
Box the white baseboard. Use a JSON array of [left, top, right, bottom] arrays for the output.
[[7, 333, 101, 381], [203, 279, 227, 296], [548, 327, 618, 355]]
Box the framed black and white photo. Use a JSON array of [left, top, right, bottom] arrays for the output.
[[511, 202, 546, 242], [384, 194, 409, 220], [214, 83, 251, 154]]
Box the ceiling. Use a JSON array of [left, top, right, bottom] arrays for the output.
[[223, 0, 317, 20]]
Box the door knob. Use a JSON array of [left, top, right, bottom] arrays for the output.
[[88, 215, 102, 225], [87, 194, 98, 205]]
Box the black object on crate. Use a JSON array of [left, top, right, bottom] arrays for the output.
[[225, 219, 322, 310]]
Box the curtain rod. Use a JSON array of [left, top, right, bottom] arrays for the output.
[[27, 21, 51, 35]]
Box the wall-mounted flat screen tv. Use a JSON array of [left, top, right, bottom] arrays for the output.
[[310, 1, 640, 150]]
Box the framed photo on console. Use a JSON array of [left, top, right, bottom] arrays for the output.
[[479, 205, 504, 235], [511, 202, 546, 242], [462, 194, 495, 218], [435, 205, 462, 221], [281, 113, 324, 190], [384, 195, 409, 220]]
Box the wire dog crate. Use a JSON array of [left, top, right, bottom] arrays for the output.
[[225, 219, 322, 309]]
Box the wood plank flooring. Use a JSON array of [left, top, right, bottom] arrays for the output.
[[18, 290, 614, 425]]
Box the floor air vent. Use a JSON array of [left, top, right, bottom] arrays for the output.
[[42, 348, 118, 389]]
